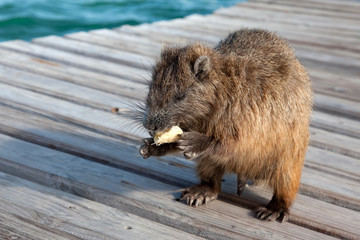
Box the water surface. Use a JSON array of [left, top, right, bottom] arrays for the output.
[[0, 0, 242, 41]]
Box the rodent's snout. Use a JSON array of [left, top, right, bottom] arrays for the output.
[[148, 130, 155, 137], [143, 118, 158, 132], [143, 110, 171, 133]]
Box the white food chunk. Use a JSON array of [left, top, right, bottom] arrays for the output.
[[154, 126, 183, 146]]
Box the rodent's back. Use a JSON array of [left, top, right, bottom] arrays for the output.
[[216, 29, 293, 60]]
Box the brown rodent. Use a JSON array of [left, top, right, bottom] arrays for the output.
[[139, 28, 313, 222]]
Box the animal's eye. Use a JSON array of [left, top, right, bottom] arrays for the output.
[[175, 93, 186, 102]]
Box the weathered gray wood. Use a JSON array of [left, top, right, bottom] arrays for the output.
[[33, 35, 154, 69], [0, 65, 146, 111], [250, 0, 360, 14], [243, 1, 360, 19], [0, 172, 204, 240], [310, 128, 360, 159], [0, 134, 344, 239], [218, 4, 360, 32], [314, 93, 360, 120], [305, 147, 360, 182], [311, 111, 360, 139], [154, 14, 360, 53], [0, 40, 149, 84], [120, 21, 360, 70], [66, 30, 161, 58], [0, 48, 148, 99], [0, 209, 78, 240], [0, 82, 147, 139], [118, 23, 219, 45]]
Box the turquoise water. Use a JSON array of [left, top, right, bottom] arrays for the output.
[[0, 0, 242, 42]]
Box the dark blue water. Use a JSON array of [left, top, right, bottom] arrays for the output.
[[0, 0, 242, 42]]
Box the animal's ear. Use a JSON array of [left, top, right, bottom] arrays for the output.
[[193, 55, 211, 79]]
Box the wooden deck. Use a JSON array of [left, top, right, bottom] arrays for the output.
[[0, 0, 359, 239]]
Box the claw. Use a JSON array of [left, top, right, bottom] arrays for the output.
[[279, 212, 289, 223], [179, 184, 218, 208], [184, 151, 197, 160], [177, 146, 186, 151], [188, 197, 195, 206], [204, 196, 210, 205], [255, 206, 288, 222]]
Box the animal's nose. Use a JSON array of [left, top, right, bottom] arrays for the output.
[[144, 119, 158, 131], [148, 125, 158, 131], [148, 130, 155, 137]]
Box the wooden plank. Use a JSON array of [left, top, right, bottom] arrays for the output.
[[0, 65, 146, 112], [0, 133, 346, 239], [305, 147, 360, 182], [250, 0, 360, 14], [0, 40, 149, 84], [32, 35, 154, 69], [0, 48, 147, 99], [0, 209, 79, 240], [0, 102, 359, 234], [217, 4, 360, 32], [0, 172, 203, 240], [310, 72, 360, 103], [116, 23, 360, 80], [311, 111, 360, 139], [310, 128, 360, 159], [242, 1, 360, 20], [118, 23, 219, 45], [0, 82, 147, 140], [127, 20, 360, 70], [156, 14, 360, 52], [314, 94, 360, 120], [66, 30, 161, 58]]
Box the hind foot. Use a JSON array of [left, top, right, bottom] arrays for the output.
[[180, 184, 218, 207], [255, 206, 289, 222]]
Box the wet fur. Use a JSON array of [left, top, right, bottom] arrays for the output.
[[140, 29, 313, 222]]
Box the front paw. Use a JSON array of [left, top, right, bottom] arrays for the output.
[[140, 138, 153, 159], [177, 132, 210, 160]]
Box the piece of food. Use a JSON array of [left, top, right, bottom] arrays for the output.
[[154, 126, 183, 146], [111, 107, 119, 114]]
